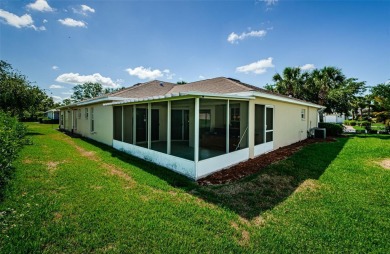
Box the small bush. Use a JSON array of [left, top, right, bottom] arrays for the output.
[[318, 122, 343, 136], [349, 120, 357, 126], [0, 111, 27, 195], [343, 120, 350, 125]]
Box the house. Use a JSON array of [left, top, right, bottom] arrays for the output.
[[44, 109, 60, 120], [59, 77, 323, 180]]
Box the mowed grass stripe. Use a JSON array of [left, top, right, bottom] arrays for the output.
[[1, 123, 389, 253]]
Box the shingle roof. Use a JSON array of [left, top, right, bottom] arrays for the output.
[[68, 77, 321, 108], [111, 80, 176, 98], [168, 77, 253, 94]]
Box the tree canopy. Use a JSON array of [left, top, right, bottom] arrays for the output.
[[0, 60, 54, 119], [266, 66, 366, 121], [68, 82, 124, 103]]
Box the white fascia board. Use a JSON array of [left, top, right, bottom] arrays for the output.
[[104, 92, 254, 107], [232, 91, 324, 109], [178, 91, 255, 100], [76, 97, 126, 106]]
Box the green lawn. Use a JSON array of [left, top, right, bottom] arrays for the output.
[[1, 123, 389, 253]]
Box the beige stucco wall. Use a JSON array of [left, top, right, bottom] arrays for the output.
[[251, 97, 319, 151], [61, 103, 113, 146]]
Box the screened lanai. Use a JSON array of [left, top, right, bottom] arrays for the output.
[[109, 93, 254, 179], [112, 96, 251, 159]]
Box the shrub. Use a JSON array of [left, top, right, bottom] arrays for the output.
[[0, 111, 27, 195], [349, 120, 357, 126], [318, 122, 343, 136], [343, 120, 350, 125], [359, 121, 370, 127]]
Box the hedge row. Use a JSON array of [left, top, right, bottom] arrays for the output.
[[343, 120, 370, 126], [0, 111, 27, 195], [318, 122, 343, 136]]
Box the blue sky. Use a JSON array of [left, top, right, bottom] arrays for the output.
[[1, 0, 389, 103]]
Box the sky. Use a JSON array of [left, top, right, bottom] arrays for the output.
[[0, 0, 389, 103]]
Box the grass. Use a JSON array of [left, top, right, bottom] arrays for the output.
[[352, 123, 386, 132], [1, 123, 389, 253]]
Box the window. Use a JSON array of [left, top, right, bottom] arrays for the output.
[[61, 114, 64, 125], [90, 107, 95, 132], [301, 109, 306, 120], [85, 108, 89, 119], [78, 109, 81, 119]]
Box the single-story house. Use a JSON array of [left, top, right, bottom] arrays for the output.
[[44, 109, 60, 120], [59, 77, 323, 180]]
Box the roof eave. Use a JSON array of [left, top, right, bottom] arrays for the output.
[[103, 92, 255, 106], [242, 91, 324, 109]]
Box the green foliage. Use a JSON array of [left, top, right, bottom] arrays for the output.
[[268, 66, 366, 121], [0, 111, 27, 194], [0, 60, 54, 119], [371, 83, 390, 111], [70, 82, 104, 102], [318, 122, 343, 136], [68, 83, 124, 103]]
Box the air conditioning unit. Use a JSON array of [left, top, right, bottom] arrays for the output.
[[314, 128, 326, 139]]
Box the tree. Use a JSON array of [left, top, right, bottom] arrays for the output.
[[71, 82, 104, 102], [371, 83, 390, 111], [267, 66, 366, 122], [176, 81, 187, 85], [0, 60, 53, 119]]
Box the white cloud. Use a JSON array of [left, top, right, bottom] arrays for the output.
[[163, 69, 175, 80], [227, 30, 267, 44], [51, 95, 63, 103], [55, 73, 119, 88], [43, 19, 48, 23], [73, 4, 95, 16], [126, 66, 164, 80], [58, 18, 86, 27], [61, 91, 73, 95], [0, 9, 45, 31], [0, 9, 33, 28], [236, 57, 274, 74], [199, 75, 206, 80], [27, 0, 54, 12], [52, 65, 59, 70], [49, 84, 63, 89], [261, 0, 278, 6], [300, 64, 316, 71]]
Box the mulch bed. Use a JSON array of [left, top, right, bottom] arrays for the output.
[[197, 137, 337, 186]]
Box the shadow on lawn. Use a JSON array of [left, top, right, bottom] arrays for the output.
[[77, 135, 348, 220]]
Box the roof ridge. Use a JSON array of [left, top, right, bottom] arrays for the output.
[[111, 80, 164, 97]]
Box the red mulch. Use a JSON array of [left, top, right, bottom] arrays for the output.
[[197, 137, 337, 186]]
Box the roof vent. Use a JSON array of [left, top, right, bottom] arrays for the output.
[[160, 82, 164, 87]]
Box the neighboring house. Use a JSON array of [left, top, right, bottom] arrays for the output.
[[323, 113, 345, 123], [59, 77, 323, 180], [45, 109, 60, 120]]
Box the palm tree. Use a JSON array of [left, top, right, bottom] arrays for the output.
[[272, 67, 308, 99]]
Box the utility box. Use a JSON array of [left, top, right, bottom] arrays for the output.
[[314, 128, 326, 139]]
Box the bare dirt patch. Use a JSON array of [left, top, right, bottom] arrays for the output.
[[53, 212, 62, 222], [198, 138, 336, 185], [47, 161, 60, 172], [294, 179, 321, 194], [23, 159, 33, 164], [377, 159, 390, 169], [231, 221, 250, 246]]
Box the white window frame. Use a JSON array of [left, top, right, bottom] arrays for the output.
[[301, 109, 306, 121]]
